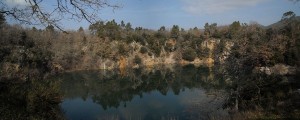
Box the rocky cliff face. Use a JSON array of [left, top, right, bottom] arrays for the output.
[[53, 37, 238, 71]]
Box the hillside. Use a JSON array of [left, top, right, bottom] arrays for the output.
[[0, 13, 299, 82], [266, 16, 300, 29]]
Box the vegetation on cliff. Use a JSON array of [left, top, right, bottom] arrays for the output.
[[0, 11, 299, 75]]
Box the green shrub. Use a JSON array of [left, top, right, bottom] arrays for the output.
[[133, 55, 142, 64], [140, 46, 148, 54], [182, 48, 197, 61], [197, 47, 210, 58], [118, 43, 129, 56]]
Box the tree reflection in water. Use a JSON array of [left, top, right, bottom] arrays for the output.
[[0, 79, 64, 120], [223, 72, 300, 119], [12, 64, 297, 119], [58, 65, 224, 109]]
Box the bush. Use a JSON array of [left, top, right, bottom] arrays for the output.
[[182, 48, 197, 61], [133, 55, 142, 64], [140, 46, 148, 54], [197, 47, 210, 58], [148, 52, 153, 57], [118, 43, 129, 56]]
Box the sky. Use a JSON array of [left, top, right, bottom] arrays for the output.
[[5, 0, 300, 30]]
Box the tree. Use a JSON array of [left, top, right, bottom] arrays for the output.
[[78, 27, 84, 33], [204, 23, 210, 36], [46, 25, 55, 32], [106, 19, 121, 40], [182, 48, 197, 61], [159, 26, 166, 31], [125, 22, 133, 31], [140, 46, 148, 54], [120, 20, 125, 28], [281, 11, 296, 21], [133, 55, 142, 65], [0, 13, 5, 26], [89, 21, 105, 36], [191, 27, 201, 36], [229, 21, 241, 39], [0, 0, 119, 31], [32, 27, 37, 31], [171, 25, 180, 39], [156, 26, 168, 39], [204, 23, 217, 37]]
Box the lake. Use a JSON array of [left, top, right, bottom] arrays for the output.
[[57, 65, 230, 120], [1, 65, 299, 119]]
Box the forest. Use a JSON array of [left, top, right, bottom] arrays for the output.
[[0, 8, 300, 119], [0, 11, 299, 82]]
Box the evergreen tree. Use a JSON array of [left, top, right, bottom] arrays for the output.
[[171, 25, 180, 39], [159, 26, 166, 31], [121, 20, 125, 28], [229, 21, 241, 39], [78, 27, 84, 32], [125, 22, 132, 31], [46, 25, 55, 32]]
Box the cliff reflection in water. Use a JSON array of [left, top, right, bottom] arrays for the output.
[[58, 65, 230, 120], [55, 65, 299, 119], [1, 64, 298, 119]]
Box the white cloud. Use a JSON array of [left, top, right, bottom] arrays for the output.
[[5, 0, 28, 6], [182, 0, 269, 15]]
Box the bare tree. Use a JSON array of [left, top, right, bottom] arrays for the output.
[[0, 0, 119, 31]]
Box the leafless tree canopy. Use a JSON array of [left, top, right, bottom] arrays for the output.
[[0, 0, 119, 31]]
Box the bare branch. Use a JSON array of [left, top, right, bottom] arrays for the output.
[[0, 0, 119, 31]]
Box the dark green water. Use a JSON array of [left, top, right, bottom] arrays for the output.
[[58, 66, 230, 120]]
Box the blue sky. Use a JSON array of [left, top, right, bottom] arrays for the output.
[[6, 0, 300, 30]]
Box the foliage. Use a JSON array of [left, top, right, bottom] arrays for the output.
[[133, 55, 142, 65], [1, 11, 299, 78], [229, 21, 241, 39], [89, 20, 134, 41], [0, 80, 64, 119], [182, 48, 197, 61], [78, 27, 84, 33], [140, 46, 148, 54], [282, 11, 296, 21], [223, 70, 300, 119], [0, 26, 53, 81], [171, 25, 180, 39], [117, 43, 130, 56], [224, 12, 300, 75], [204, 23, 218, 37], [197, 47, 210, 58], [0, 13, 5, 27], [46, 25, 55, 32]]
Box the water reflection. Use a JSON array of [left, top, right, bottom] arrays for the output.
[[223, 73, 300, 119], [0, 80, 64, 119], [3, 65, 297, 119], [57, 65, 230, 120], [56, 65, 300, 119]]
